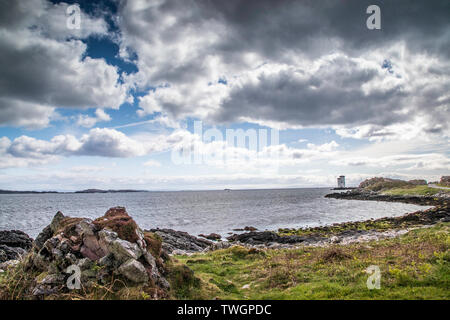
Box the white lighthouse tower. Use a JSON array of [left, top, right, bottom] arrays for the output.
[[337, 176, 346, 188]]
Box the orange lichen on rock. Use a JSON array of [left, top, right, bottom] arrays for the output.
[[93, 207, 139, 243], [57, 217, 85, 237]]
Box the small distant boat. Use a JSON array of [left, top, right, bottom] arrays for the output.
[[224, 188, 231, 192]]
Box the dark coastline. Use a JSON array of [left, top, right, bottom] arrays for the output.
[[221, 189, 450, 246], [324, 190, 444, 206]]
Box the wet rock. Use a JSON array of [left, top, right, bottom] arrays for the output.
[[325, 190, 444, 206], [0, 230, 33, 262], [233, 226, 259, 232], [198, 233, 221, 241], [0, 230, 33, 250], [148, 228, 213, 253], [227, 231, 306, 245], [118, 259, 149, 283]]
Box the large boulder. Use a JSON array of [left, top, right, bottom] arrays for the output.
[[118, 259, 149, 283], [21, 207, 170, 299]]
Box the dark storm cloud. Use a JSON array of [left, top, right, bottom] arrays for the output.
[[215, 59, 409, 127], [118, 0, 450, 133], [199, 0, 450, 59]]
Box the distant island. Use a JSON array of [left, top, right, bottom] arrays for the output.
[[0, 189, 148, 194], [0, 190, 60, 194], [74, 189, 148, 193]]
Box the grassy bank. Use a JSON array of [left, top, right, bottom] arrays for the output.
[[172, 223, 449, 300], [382, 185, 450, 196], [1, 224, 448, 300]]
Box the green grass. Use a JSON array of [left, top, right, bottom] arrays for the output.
[[1, 224, 448, 300], [172, 223, 450, 300], [382, 185, 450, 196]]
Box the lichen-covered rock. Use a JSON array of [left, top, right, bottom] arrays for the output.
[[18, 207, 171, 299], [109, 238, 142, 262], [118, 259, 149, 283]]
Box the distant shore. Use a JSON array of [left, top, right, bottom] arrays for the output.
[[0, 189, 148, 194]]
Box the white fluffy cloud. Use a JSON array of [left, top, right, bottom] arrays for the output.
[[76, 109, 112, 128], [0, 127, 199, 166], [0, 0, 128, 129]]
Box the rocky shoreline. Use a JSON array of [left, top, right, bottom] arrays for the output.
[[1, 189, 449, 299], [325, 189, 449, 205], [136, 191, 449, 252], [1, 191, 449, 261]]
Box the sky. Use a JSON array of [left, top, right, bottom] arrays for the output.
[[0, 0, 449, 191]]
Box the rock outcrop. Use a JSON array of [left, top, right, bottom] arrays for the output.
[[198, 233, 221, 241], [148, 228, 213, 254], [0, 230, 33, 263], [325, 190, 443, 206], [358, 177, 427, 191], [21, 207, 170, 299], [226, 231, 323, 246]]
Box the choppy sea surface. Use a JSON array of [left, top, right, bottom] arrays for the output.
[[0, 188, 431, 238]]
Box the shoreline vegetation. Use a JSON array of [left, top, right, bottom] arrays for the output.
[[0, 176, 449, 300]]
